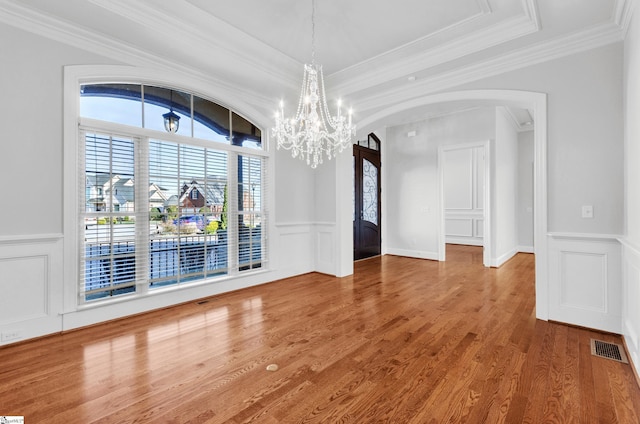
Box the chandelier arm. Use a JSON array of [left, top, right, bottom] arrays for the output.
[[294, 65, 309, 120]]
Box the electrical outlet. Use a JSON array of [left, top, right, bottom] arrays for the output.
[[1, 330, 22, 342]]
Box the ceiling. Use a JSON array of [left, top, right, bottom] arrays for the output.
[[0, 0, 631, 130]]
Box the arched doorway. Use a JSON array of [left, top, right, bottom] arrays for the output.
[[346, 89, 548, 320]]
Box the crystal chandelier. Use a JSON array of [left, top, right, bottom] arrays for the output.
[[272, 0, 356, 169]]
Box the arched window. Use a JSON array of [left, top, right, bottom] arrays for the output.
[[79, 84, 262, 148], [77, 82, 266, 303]]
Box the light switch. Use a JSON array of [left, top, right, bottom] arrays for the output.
[[582, 205, 593, 218]]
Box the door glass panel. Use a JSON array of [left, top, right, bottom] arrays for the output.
[[352, 155, 355, 222], [362, 158, 378, 225]]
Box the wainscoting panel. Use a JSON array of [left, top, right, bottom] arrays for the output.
[[315, 223, 336, 275], [621, 238, 640, 379], [548, 234, 621, 333], [276, 223, 315, 276], [560, 251, 607, 312], [445, 216, 484, 246], [445, 218, 473, 237], [0, 255, 48, 323], [0, 235, 64, 345]]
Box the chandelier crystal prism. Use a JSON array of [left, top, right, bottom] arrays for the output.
[[272, 0, 356, 169]]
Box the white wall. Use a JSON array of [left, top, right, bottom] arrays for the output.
[[0, 24, 109, 342], [384, 107, 495, 260], [0, 25, 112, 236], [623, 4, 640, 381], [517, 131, 535, 251], [625, 8, 640, 243], [274, 148, 317, 275], [384, 106, 520, 267], [458, 44, 624, 235], [492, 107, 519, 266], [384, 124, 440, 259]]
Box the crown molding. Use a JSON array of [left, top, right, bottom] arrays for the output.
[[353, 20, 624, 113], [501, 106, 535, 133], [0, 0, 626, 118], [328, 0, 540, 96], [0, 0, 160, 68], [0, 0, 286, 111], [87, 0, 300, 90], [615, 0, 636, 37], [498, 106, 521, 132]]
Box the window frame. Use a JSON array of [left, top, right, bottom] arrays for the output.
[[63, 66, 270, 312]]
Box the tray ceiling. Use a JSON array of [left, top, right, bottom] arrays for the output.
[[0, 0, 630, 123]]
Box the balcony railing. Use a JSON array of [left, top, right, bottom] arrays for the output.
[[83, 228, 261, 300]]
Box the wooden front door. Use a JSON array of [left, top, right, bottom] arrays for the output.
[[354, 135, 381, 260]]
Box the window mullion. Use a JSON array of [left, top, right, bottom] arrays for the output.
[[108, 135, 115, 291], [228, 150, 239, 275], [78, 129, 87, 303], [136, 136, 150, 295], [177, 144, 182, 284]]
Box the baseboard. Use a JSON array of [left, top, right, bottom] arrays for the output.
[[492, 248, 517, 267], [385, 247, 439, 261], [445, 237, 483, 246], [621, 335, 640, 390]]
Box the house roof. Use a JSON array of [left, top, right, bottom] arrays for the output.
[[179, 178, 226, 206]]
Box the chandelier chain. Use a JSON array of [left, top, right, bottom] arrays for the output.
[[311, 0, 316, 65]]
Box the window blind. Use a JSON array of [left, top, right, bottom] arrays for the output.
[[81, 132, 137, 301]]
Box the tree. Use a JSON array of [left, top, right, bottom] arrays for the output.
[[206, 220, 219, 234], [149, 208, 162, 221], [165, 205, 178, 222], [220, 184, 228, 230]]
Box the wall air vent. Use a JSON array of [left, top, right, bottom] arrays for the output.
[[590, 339, 629, 364]]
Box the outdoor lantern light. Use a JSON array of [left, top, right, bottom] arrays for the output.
[[163, 89, 180, 133], [163, 109, 180, 133]]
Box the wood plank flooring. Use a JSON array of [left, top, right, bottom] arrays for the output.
[[2, 245, 640, 423]]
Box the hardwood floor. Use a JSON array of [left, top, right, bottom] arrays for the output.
[[2, 245, 640, 423]]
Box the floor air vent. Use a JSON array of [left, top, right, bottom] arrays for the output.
[[590, 339, 629, 364]]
